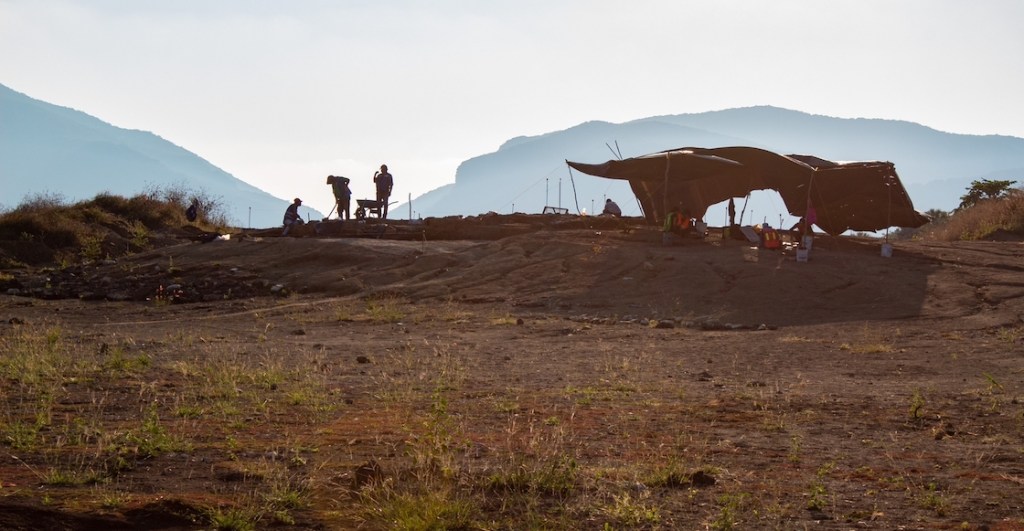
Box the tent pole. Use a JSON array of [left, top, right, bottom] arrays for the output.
[[885, 173, 893, 242], [663, 153, 671, 223], [806, 171, 819, 235]]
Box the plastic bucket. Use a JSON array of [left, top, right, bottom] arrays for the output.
[[802, 235, 813, 250], [796, 248, 809, 262], [881, 243, 893, 258]]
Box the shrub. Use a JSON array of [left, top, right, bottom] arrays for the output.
[[0, 185, 231, 266], [958, 179, 1017, 210], [921, 189, 1024, 241]]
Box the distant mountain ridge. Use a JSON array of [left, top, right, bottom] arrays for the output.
[[405, 106, 1024, 222], [6, 81, 1022, 228], [0, 83, 320, 227]]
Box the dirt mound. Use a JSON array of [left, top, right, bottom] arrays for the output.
[[4, 219, 1023, 328]]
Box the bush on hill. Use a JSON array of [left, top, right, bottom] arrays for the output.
[[916, 186, 1024, 241], [0, 186, 228, 268]]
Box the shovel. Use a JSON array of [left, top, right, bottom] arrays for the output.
[[323, 202, 338, 221]]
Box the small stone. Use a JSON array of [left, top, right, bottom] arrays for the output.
[[352, 460, 382, 489], [689, 470, 716, 487]]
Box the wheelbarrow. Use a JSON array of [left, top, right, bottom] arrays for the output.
[[354, 199, 384, 220]]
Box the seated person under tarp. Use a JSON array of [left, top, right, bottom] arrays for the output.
[[663, 206, 692, 234], [662, 206, 699, 245], [760, 224, 781, 249]]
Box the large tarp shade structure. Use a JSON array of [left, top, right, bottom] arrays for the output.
[[566, 146, 929, 236]]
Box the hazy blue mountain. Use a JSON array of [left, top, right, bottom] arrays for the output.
[[7, 80, 1020, 229], [407, 119, 749, 218], [0, 83, 321, 227], [403, 106, 1024, 222]]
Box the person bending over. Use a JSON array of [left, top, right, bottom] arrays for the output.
[[329, 175, 351, 220]]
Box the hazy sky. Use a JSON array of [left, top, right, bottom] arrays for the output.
[[3, 0, 1023, 214]]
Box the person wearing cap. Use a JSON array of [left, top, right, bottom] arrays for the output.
[[373, 164, 394, 219], [282, 197, 305, 235], [601, 198, 622, 217]]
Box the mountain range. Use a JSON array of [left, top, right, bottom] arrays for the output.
[[0, 83, 321, 228], [5, 81, 1023, 229], [406, 106, 1024, 225]]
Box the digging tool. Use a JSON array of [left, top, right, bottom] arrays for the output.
[[323, 202, 337, 221]]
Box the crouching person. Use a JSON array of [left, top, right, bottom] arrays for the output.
[[662, 206, 693, 245], [282, 197, 305, 236]]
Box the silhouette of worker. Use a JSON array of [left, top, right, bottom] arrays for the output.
[[282, 198, 304, 235], [329, 175, 351, 220], [602, 198, 622, 217], [373, 164, 394, 219]]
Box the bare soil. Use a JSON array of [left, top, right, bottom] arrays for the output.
[[1, 219, 1023, 530]]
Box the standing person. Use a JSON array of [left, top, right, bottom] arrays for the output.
[[282, 198, 304, 236], [329, 175, 352, 220], [373, 164, 394, 219]]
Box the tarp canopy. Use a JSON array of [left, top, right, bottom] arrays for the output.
[[566, 146, 929, 236]]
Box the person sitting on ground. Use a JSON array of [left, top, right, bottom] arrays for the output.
[[601, 198, 622, 217], [663, 206, 693, 234], [329, 175, 352, 220], [282, 197, 304, 236], [185, 198, 199, 223]]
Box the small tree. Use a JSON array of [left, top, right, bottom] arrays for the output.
[[958, 179, 1017, 210], [924, 208, 950, 224]]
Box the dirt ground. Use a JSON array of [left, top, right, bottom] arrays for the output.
[[1, 221, 1023, 530]]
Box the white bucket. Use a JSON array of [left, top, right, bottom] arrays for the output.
[[802, 235, 813, 250], [796, 248, 809, 262], [881, 243, 893, 258]]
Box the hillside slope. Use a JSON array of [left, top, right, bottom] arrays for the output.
[[0, 83, 321, 227]]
